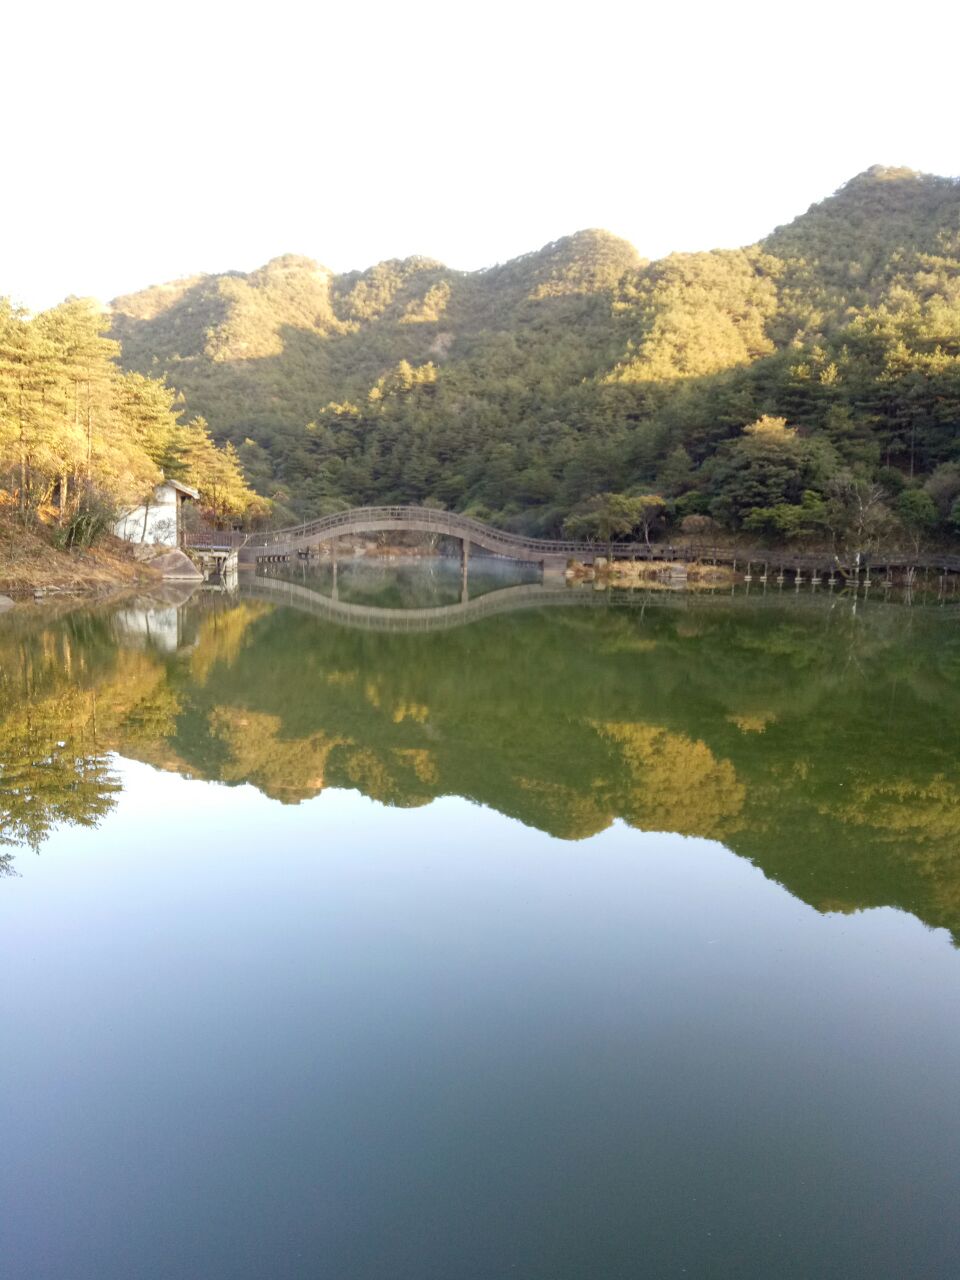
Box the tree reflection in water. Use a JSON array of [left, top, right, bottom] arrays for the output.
[[2, 574, 960, 941]]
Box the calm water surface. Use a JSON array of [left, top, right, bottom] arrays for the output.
[[1, 563, 959, 1279]]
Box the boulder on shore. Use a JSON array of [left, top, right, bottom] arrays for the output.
[[0, 593, 15, 610], [147, 549, 204, 581]]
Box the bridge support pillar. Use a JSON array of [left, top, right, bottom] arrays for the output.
[[460, 538, 470, 603]]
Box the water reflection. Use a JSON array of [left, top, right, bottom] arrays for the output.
[[265, 552, 542, 608], [2, 566, 960, 941]]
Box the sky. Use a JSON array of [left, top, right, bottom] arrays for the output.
[[5, 0, 958, 310]]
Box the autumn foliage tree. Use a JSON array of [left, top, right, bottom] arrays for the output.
[[0, 298, 266, 543]]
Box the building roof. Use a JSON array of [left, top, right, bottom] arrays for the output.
[[162, 478, 201, 500]]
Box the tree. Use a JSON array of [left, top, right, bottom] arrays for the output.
[[0, 298, 160, 524], [680, 513, 718, 539], [632, 494, 668, 546], [177, 418, 263, 526], [564, 493, 636, 544], [743, 491, 828, 541], [924, 463, 960, 522], [709, 417, 831, 529], [115, 372, 184, 475], [562, 492, 667, 546], [658, 445, 694, 495], [825, 472, 894, 552], [897, 489, 938, 553]]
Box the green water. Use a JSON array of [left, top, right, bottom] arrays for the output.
[[1, 567, 959, 1278]]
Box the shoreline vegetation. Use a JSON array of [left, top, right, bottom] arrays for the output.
[[567, 558, 735, 586]]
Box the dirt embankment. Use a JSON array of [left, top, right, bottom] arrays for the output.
[[0, 517, 161, 600]]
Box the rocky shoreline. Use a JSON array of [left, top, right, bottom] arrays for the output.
[[566, 557, 736, 587]]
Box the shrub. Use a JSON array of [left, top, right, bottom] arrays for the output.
[[52, 491, 117, 550]]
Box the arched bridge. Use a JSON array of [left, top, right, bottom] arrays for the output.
[[237, 505, 606, 566], [195, 504, 960, 583]]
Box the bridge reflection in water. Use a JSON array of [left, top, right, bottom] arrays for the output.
[[242, 563, 889, 633], [244, 569, 589, 633]]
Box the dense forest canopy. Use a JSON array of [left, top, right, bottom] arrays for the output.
[[5, 166, 960, 548]]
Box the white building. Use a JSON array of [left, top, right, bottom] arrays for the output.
[[114, 479, 200, 546]]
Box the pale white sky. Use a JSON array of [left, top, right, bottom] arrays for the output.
[[5, 0, 958, 310]]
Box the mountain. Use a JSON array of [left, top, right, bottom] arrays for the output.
[[109, 169, 960, 542], [765, 165, 960, 299], [110, 229, 640, 430]]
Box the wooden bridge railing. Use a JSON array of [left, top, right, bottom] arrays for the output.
[[240, 505, 594, 555], [184, 529, 247, 550], [192, 504, 960, 574]]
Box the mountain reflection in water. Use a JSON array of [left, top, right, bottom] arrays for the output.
[[2, 563, 960, 944]]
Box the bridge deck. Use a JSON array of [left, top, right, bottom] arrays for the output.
[[186, 504, 960, 577]]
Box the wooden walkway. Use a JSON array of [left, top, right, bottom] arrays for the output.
[[185, 505, 960, 581]]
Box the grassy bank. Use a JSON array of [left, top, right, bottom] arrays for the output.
[[0, 514, 161, 598]]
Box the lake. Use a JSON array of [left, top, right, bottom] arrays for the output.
[[2, 562, 959, 1279]]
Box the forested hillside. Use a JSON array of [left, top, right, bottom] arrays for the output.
[[111, 166, 960, 546]]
